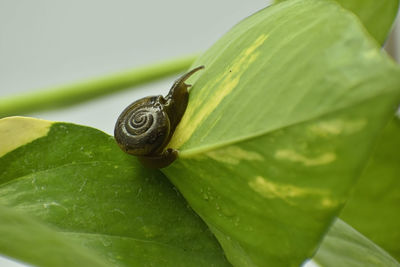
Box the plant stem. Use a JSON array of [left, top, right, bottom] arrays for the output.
[[0, 54, 198, 118]]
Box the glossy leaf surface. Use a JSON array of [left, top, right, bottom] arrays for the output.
[[0, 205, 108, 267], [313, 219, 400, 267], [0, 117, 230, 267], [162, 0, 400, 265], [275, 0, 400, 45], [340, 116, 400, 260]]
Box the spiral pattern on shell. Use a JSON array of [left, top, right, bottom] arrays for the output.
[[125, 106, 156, 136], [114, 96, 170, 155]]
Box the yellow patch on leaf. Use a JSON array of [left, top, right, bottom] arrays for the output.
[[274, 149, 336, 166], [205, 146, 263, 165], [169, 34, 269, 149], [249, 176, 338, 208], [0, 116, 52, 157], [309, 118, 367, 137]]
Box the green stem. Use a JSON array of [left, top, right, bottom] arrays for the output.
[[0, 54, 198, 118]]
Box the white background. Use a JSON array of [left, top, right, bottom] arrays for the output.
[[0, 1, 398, 266]]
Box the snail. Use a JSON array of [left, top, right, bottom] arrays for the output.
[[114, 66, 204, 168]]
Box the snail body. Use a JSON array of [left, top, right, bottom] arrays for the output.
[[114, 66, 204, 168]]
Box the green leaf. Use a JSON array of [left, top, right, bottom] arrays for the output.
[[0, 117, 230, 267], [334, 0, 399, 45], [162, 0, 400, 266], [313, 219, 400, 267], [0, 205, 109, 267], [340, 116, 400, 261], [274, 0, 400, 45]]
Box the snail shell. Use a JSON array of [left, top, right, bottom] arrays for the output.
[[114, 95, 170, 156], [114, 66, 204, 168]]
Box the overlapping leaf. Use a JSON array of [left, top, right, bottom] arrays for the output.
[[313, 219, 400, 266], [0, 117, 230, 267], [1, 0, 400, 266], [162, 0, 400, 265], [340, 116, 400, 260], [276, 0, 400, 262], [275, 0, 400, 45]]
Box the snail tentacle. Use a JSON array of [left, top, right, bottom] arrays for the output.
[[114, 66, 204, 168]]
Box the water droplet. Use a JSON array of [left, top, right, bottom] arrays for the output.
[[220, 205, 235, 217]]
